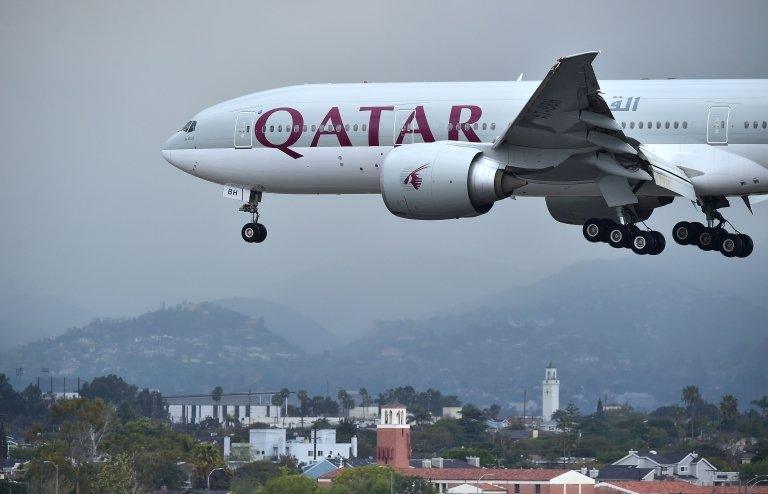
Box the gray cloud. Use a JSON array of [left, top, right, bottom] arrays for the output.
[[1, 0, 767, 340]]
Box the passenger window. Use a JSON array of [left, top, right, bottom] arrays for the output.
[[745, 121, 749, 129], [277, 125, 282, 132], [648, 122, 652, 129], [674, 121, 679, 129], [293, 125, 299, 132], [629, 122, 635, 129], [262, 126, 266, 133], [311, 125, 316, 132], [482, 123, 487, 130], [665, 122, 670, 129], [656, 122, 661, 129], [473, 123, 478, 130], [682, 121, 688, 129], [335, 124, 342, 132], [638, 122, 643, 129], [754, 121, 759, 129], [303, 125, 307, 132], [763, 121, 767, 129], [621, 122, 626, 129], [362, 124, 367, 131], [345, 124, 350, 131], [490, 123, 496, 130], [353, 124, 358, 131], [269, 125, 274, 132]]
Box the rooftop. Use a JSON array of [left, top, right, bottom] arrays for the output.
[[597, 481, 768, 494]]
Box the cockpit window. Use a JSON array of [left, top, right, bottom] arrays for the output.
[[182, 120, 197, 132]]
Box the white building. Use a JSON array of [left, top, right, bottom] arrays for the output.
[[225, 428, 357, 465], [165, 395, 281, 425], [542, 362, 560, 422], [612, 450, 739, 486]]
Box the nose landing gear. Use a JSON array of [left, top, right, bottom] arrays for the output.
[[240, 190, 267, 243]]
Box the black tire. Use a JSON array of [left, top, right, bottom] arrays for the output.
[[631, 231, 657, 255], [651, 231, 666, 255], [583, 218, 609, 243], [737, 234, 753, 257], [719, 233, 743, 258], [672, 221, 694, 245], [241, 223, 258, 243], [607, 225, 630, 249], [254, 223, 268, 243], [697, 227, 720, 251]]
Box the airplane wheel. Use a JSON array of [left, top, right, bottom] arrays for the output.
[[583, 218, 610, 243], [631, 231, 657, 255], [672, 221, 695, 245], [719, 233, 743, 258], [650, 231, 666, 255], [254, 223, 268, 243], [697, 227, 720, 251], [241, 223, 259, 243], [737, 234, 753, 258], [607, 225, 630, 249]]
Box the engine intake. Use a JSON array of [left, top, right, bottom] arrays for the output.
[[380, 142, 521, 220]]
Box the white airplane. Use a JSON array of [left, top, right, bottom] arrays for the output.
[[162, 52, 768, 257]]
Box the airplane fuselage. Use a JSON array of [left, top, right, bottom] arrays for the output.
[[163, 79, 768, 198]]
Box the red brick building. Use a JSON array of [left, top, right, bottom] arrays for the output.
[[376, 402, 411, 469]]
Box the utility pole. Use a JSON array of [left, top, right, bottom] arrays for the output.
[[523, 388, 527, 423]]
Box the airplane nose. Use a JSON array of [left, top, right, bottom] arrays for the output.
[[161, 148, 173, 164]]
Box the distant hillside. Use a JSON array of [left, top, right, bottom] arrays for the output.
[[213, 297, 338, 354], [0, 303, 308, 394], [335, 258, 768, 410], [2, 258, 766, 409], [0, 293, 95, 349]]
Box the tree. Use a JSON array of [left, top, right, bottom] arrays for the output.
[[211, 386, 224, 403], [458, 404, 486, 445], [80, 375, 138, 406], [336, 418, 357, 443], [0, 421, 7, 459], [330, 465, 435, 494], [264, 475, 317, 494], [359, 388, 372, 407], [596, 398, 605, 418], [96, 453, 141, 494], [337, 389, 351, 416], [720, 394, 739, 427], [190, 442, 226, 489], [297, 390, 310, 419], [682, 385, 701, 408], [752, 396, 768, 418]]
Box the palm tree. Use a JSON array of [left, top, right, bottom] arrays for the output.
[[682, 385, 701, 437], [682, 385, 701, 408], [337, 389, 350, 417], [359, 388, 372, 407], [751, 396, 768, 418], [720, 394, 739, 427]]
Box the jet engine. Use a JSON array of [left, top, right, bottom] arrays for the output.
[[380, 142, 522, 220]]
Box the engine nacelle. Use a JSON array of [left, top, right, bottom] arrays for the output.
[[380, 142, 519, 220]]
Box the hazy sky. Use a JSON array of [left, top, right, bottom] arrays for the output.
[[2, 0, 768, 340]]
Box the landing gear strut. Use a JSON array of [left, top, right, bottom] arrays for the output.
[[582, 217, 665, 256], [671, 198, 753, 258], [240, 190, 267, 243]]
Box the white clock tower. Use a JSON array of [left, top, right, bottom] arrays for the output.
[[542, 362, 560, 421]]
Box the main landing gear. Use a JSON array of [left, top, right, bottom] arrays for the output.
[[240, 190, 267, 244], [671, 198, 753, 258], [672, 221, 753, 258], [583, 218, 665, 255]]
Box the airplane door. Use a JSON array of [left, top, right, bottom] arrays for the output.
[[234, 111, 255, 148], [707, 106, 730, 145], [393, 108, 415, 146]]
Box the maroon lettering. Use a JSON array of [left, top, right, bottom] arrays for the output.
[[394, 106, 435, 145], [254, 107, 304, 159], [448, 105, 482, 142], [311, 107, 352, 147], [359, 106, 394, 146]]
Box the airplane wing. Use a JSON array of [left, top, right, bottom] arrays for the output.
[[494, 52, 692, 206]]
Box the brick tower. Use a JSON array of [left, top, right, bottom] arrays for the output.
[[376, 402, 411, 469]]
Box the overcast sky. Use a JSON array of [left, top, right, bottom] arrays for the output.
[[2, 0, 768, 341]]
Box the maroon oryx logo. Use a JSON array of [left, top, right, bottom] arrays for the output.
[[403, 164, 430, 190]]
